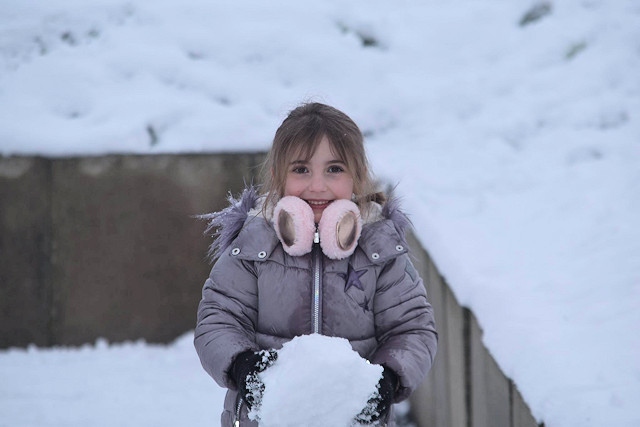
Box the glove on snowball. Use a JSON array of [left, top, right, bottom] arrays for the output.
[[230, 349, 278, 410], [354, 366, 399, 425]]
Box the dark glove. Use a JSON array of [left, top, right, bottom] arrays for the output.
[[230, 349, 278, 410], [354, 366, 399, 425]]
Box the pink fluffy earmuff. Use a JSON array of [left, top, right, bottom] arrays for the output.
[[273, 196, 316, 257], [273, 196, 362, 260]]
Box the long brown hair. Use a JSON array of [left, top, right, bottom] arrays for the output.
[[260, 103, 383, 215]]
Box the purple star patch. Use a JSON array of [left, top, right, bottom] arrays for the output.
[[339, 264, 367, 292]]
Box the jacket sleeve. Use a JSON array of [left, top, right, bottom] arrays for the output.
[[369, 253, 438, 401], [194, 248, 260, 389]]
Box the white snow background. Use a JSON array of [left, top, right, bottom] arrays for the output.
[[1, 0, 639, 426]]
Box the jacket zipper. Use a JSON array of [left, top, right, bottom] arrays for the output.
[[234, 229, 322, 426], [312, 227, 322, 334], [233, 394, 243, 427]]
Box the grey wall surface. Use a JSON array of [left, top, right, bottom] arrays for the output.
[[0, 157, 52, 347], [407, 233, 540, 427], [0, 153, 265, 347], [0, 153, 539, 426]]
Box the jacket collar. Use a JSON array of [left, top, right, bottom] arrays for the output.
[[202, 186, 411, 263]]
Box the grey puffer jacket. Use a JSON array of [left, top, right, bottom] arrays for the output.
[[194, 188, 437, 426]]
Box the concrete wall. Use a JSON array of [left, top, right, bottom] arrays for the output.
[[407, 233, 540, 427], [0, 154, 539, 426], [0, 154, 265, 347], [0, 157, 52, 347]]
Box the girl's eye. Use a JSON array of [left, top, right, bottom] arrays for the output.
[[292, 166, 308, 174], [327, 165, 345, 174]]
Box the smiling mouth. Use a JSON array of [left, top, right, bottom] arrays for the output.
[[306, 200, 332, 209]]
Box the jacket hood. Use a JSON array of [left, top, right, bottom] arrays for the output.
[[200, 186, 412, 262], [198, 187, 260, 261]]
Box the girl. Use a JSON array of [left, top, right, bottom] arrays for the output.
[[195, 102, 437, 426]]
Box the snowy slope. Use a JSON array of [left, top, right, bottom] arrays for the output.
[[1, 1, 639, 426]]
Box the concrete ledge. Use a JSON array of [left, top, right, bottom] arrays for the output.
[[512, 381, 539, 427], [407, 232, 467, 426], [1, 153, 265, 346], [467, 309, 511, 426], [0, 157, 52, 347], [407, 234, 539, 427]]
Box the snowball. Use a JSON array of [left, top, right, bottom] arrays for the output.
[[252, 334, 383, 427]]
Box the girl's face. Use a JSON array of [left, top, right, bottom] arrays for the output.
[[284, 137, 354, 223]]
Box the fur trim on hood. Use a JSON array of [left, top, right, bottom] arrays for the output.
[[381, 194, 412, 242], [198, 187, 260, 261]]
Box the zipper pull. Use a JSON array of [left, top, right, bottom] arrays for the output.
[[314, 226, 320, 244]]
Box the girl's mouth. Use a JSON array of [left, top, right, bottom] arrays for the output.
[[306, 200, 332, 210]]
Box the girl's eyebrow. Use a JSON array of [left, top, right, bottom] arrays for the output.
[[324, 159, 347, 166], [289, 159, 345, 165]]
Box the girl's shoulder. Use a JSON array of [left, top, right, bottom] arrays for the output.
[[199, 187, 271, 261], [358, 195, 413, 263], [362, 194, 411, 236]]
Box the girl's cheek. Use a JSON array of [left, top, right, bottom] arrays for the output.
[[284, 177, 305, 196]]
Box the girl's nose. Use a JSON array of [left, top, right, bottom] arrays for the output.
[[309, 174, 327, 192]]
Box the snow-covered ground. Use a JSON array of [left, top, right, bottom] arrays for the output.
[[0, 334, 221, 427], [1, 0, 639, 426], [0, 333, 412, 427]]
